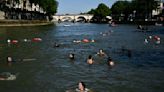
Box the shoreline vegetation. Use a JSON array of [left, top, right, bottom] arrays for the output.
[[0, 20, 54, 26]]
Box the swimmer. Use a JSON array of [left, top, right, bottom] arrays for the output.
[[73, 40, 81, 43], [23, 39, 31, 42], [91, 39, 95, 43], [149, 36, 152, 39], [7, 39, 11, 44], [0, 75, 6, 80], [127, 49, 132, 58], [23, 39, 28, 42], [156, 40, 160, 44], [103, 33, 106, 36], [121, 46, 126, 53], [76, 81, 89, 92], [138, 25, 143, 29], [54, 43, 59, 47], [7, 57, 13, 63], [69, 53, 75, 60], [97, 49, 106, 56], [107, 57, 115, 67], [87, 55, 94, 65], [144, 39, 148, 44]]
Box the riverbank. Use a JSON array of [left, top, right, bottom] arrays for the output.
[[0, 20, 54, 27], [90, 20, 163, 25], [114, 20, 163, 25]]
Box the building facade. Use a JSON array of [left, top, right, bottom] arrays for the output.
[[0, 0, 47, 20], [152, 0, 164, 16]]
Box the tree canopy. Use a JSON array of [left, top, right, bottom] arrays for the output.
[[111, 1, 132, 15], [87, 3, 111, 22], [29, 0, 58, 15], [87, 9, 95, 14], [111, 1, 133, 21], [132, 0, 158, 18], [111, 0, 159, 20], [94, 3, 111, 18]]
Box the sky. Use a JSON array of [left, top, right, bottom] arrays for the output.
[[56, 0, 117, 14]]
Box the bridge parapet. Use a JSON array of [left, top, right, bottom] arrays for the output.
[[52, 14, 112, 22]]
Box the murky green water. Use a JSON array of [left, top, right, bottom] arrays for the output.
[[0, 23, 164, 92]]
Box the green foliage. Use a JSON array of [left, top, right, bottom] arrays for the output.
[[87, 3, 111, 22], [87, 9, 95, 14], [111, 0, 133, 21], [111, 0, 159, 20], [111, 1, 133, 15], [94, 3, 111, 18], [29, 0, 58, 15], [132, 0, 158, 18]]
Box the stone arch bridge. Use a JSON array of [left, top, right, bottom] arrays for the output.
[[52, 14, 112, 22]]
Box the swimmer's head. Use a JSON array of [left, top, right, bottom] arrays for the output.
[[99, 49, 103, 53], [109, 61, 115, 66], [107, 57, 112, 61], [88, 55, 92, 59], [69, 53, 74, 59], [78, 81, 85, 91], [7, 57, 12, 62]]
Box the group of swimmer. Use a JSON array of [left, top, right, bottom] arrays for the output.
[[144, 35, 161, 45], [1, 38, 42, 80], [68, 49, 115, 67]]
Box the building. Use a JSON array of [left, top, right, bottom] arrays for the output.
[[0, 0, 47, 20], [152, 0, 164, 16]]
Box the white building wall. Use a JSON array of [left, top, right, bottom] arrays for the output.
[[0, 11, 5, 19]]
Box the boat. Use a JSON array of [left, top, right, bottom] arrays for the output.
[[0, 72, 17, 80]]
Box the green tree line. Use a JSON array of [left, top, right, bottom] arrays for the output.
[[88, 3, 111, 23], [87, 0, 161, 22]]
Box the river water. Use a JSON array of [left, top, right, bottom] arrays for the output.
[[0, 23, 164, 92]]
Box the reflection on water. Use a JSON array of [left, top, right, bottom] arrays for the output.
[[0, 23, 164, 92]]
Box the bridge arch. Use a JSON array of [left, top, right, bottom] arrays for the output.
[[52, 16, 59, 22], [61, 17, 73, 22], [76, 16, 87, 22]]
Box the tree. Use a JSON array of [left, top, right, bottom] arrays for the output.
[[87, 9, 95, 14], [111, 1, 133, 21], [39, 0, 58, 15], [28, 0, 58, 15], [94, 3, 111, 19], [88, 3, 111, 22], [29, 0, 58, 20], [132, 0, 158, 19]]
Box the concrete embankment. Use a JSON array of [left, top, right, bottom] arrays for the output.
[[0, 20, 54, 26]]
